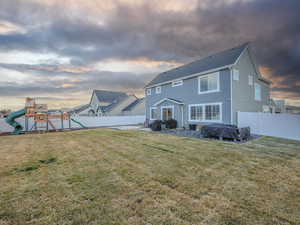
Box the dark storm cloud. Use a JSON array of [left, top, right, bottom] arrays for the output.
[[0, 64, 152, 97], [0, 0, 299, 99]]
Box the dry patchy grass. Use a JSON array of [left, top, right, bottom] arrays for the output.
[[0, 129, 299, 225]]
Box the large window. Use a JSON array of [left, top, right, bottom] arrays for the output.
[[189, 103, 221, 122], [205, 104, 220, 121], [255, 83, 261, 101], [198, 72, 220, 94], [189, 105, 203, 121], [150, 107, 157, 120], [161, 106, 173, 121]]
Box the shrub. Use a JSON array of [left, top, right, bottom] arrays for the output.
[[150, 120, 163, 131], [165, 119, 177, 129]]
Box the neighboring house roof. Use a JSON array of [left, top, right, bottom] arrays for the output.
[[70, 104, 90, 114], [93, 90, 128, 103], [122, 98, 144, 111], [146, 43, 249, 88], [286, 105, 300, 111]]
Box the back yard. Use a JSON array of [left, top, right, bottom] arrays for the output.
[[0, 129, 299, 225]]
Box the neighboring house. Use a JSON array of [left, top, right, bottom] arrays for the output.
[[274, 100, 286, 113], [285, 105, 300, 114], [270, 100, 300, 114], [69, 104, 91, 116], [268, 99, 277, 113], [145, 43, 272, 127], [71, 90, 145, 117], [122, 98, 145, 116]]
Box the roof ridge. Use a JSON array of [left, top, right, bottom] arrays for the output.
[[93, 89, 127, 94], [159, 43, 249, 76], [146, 43, 250, 88]]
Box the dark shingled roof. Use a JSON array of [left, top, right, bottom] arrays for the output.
[[93, 90, 128, 103], [70, 104, 90, 114], [145, 43, 248, 87], [122, 98, 144, 112], [99, 96, 128, 113]]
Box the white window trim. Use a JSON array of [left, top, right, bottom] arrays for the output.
[[233, 69, 239, 81], [188, 102, 222, 123], [198, 72, 220, 94], [150, 107, 157, 120], [172, 80, 183, 87], [161, 105, 174, 120], [146, 89, 151, 96], [188, 104, 204, 122], [155, 86, 161, 94], [254, 83, 261, 101], [248, 75, 254, 86]]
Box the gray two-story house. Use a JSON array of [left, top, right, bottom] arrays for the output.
[[145, 43, 272, 127]]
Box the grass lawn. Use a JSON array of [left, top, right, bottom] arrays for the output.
[[0, 129, 299, 225]]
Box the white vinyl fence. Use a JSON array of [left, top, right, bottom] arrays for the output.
[[0, 115, 145, 133], [238, 112, 300, 141]]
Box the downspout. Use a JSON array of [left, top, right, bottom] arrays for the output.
[[230, 67, 233, 125], [181, 105, 184, 128]]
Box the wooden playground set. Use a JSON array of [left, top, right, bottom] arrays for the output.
[[4, 97, 85, 135]]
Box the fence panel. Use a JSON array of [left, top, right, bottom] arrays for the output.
[[238, 112, 300, 141], [0, 115, 145, 133]]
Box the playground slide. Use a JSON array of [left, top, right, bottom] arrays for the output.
[[71, 118, 87, 129], [5, 108, 27, 134]]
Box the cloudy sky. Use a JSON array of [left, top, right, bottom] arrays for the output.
[[0, 0, 299, 110]]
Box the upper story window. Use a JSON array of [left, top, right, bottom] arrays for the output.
[[248, 75, 254, 86], [233, 69, 239, 81], [172, 80, 183, 87], [198, 72, 220, 94], [155, 86, 161, 94], [146, 89, 151, 96], [255, 83, 261, 101]]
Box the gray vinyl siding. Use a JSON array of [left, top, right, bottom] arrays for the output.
[[232, 49, 270, 124], [232, 48, 270, 124], [145, 68, 232, 127]]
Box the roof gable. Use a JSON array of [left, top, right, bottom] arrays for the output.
[[153, 98, 184, 106], [145, 43, 249, 88]]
